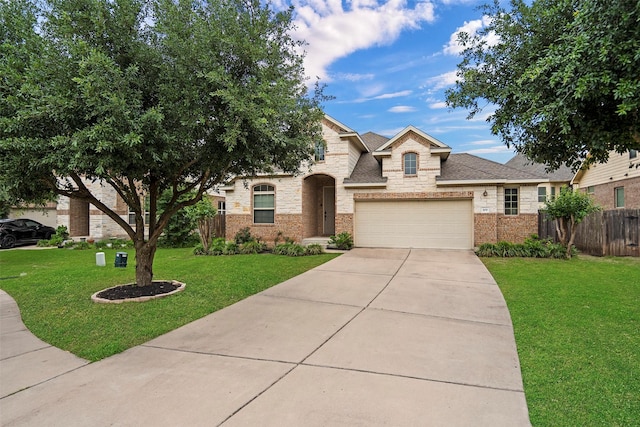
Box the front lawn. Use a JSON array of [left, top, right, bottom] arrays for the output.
[[483, 256, 640, 427], [0, 248, 339, 361]]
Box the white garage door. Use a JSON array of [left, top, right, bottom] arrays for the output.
[[354, 199, 473, 249]]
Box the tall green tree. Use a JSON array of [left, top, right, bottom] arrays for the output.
[[446, 0, 640, 170], [542, 187, 601, 258], [0, 0, 325, 287]]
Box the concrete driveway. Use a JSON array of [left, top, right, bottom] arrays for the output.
[[0, 248, 530, 426]]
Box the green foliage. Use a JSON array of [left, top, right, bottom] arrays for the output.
[[157, 190, 199, 248], [304, 243, 324, 255], [185, 198, 217, 221], [476, 235, 574, 259], [234, 227, 254, 245], [328, 232, 354, 250], [55, 225, 69, 240], [542, 187, 601, 224], [0, 0, 326, 287], [446, 0, 640, 170], [240, 240, 267, 254], [209, 237, 228, 255], [273, 242, 306, 257], [222, 241, 239, 255], [542, 187, 601, 257]]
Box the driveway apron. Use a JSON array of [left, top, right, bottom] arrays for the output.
[[0, 248, 530, 426]]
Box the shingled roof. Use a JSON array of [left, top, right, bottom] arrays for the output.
[[343, 132, 389, 184], [504, 153, 575, 182], [437, 153, 544, 182]]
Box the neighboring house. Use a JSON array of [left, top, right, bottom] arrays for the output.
[[571, 150, 640, 209], [505, 153, 574, 206], [222, 115, 547, 249]]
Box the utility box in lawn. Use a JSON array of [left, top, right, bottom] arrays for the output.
[[115, 252, 128, 268]]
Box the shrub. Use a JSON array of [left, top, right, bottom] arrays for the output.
[[240, 240, 267, 254], [305, 244, 324, 255], [273, 242, 306, 257], [209, 237, 227, 255], [476, 235, 575, 259], [234, 227, 254, 244], [328, 232, 353, 250], [223, 241, 239, 255], [193, 243, 208, 255]]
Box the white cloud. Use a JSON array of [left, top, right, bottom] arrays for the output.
[[373, 90, 413, 100], [350, 89, 413, 103], [422, 70, 459, 93], [429, 101, 448, 109], [443, 15, 498, 56], [290, 0, 436, 80], [334, 72, 375, 82], [463, 145, 511, 154], [389, 105, 417, 113]]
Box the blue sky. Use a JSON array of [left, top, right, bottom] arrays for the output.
[[277, 0, 514, 163]]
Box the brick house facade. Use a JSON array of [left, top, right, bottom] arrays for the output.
[[223, 116, 547, 248], [572, 150, 640, 209]]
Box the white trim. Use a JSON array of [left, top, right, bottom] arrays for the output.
[[437, 178, 548, 186], [377, 125, 451, 152], [343, 182, 387, 188]]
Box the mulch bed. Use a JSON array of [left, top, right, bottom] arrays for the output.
[[96, 281, 179, 301]]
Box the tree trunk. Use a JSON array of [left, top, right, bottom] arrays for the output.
[[135, 241, 157, 287]]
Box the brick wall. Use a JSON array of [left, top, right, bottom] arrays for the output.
[[474, 213, 498, 245], [226, 213, 304, 245], [588, 176, 640, 210], [335, 213, 353, 235], [496, 214, 538, 243]]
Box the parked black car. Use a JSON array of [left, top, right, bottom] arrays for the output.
[[0, 219, 56, 249]]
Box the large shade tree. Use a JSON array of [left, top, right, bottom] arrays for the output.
[[0, 0, 325, 287], [446, 0, 640, 170]]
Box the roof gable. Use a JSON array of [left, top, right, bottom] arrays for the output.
[[377, 126, 450, 152], [322, 114, 355, 134]]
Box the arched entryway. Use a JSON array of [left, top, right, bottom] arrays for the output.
[[302, 174, 336, 238]]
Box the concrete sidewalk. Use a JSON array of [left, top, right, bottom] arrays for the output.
[[0, 248, 530, 426]]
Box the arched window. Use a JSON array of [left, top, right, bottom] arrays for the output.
[[253, 184, 275, 223], [404, 152, 417, 175]]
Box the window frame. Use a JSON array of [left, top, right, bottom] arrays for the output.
[[630, 149, 638, 160], [217, 201, 226, 215], [253, 184, 275, 224], [314, 141, 325, 162], [537, 187, 547, 203], [614, 186, 625, 208], [504, 187, 519, 215], [587, 186, 595, 194], [403, 152, 418, 176]]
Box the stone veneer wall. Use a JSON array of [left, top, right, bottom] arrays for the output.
[[496, 214, 538, 243]]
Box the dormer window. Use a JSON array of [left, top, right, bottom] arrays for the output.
[[404, 152, 417, 175]]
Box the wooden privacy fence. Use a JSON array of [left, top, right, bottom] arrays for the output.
[[212, 214, 225, 238], [539, 209, 640, 257]]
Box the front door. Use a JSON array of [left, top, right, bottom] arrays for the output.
[[323, 186, 335, 235]]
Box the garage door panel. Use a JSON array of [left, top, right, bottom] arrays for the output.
[[354, 200, 473, 249]]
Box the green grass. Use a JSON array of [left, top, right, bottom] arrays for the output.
[[0, 248, 339, 361], [483, 256, 640, 427]]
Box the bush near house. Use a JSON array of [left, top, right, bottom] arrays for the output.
[[476, 235, 574, 259], [328, 232, 354, 250]]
